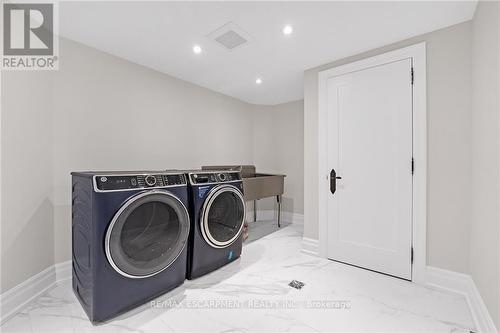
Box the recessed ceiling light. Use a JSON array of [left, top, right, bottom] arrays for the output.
[[283, 25, 293, 35], [193, 45, 202, 54], [255, 78, 262, 85]]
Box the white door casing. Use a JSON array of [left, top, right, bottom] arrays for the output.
[[326, 58, 413, 280], [317, 43, 427, 284]]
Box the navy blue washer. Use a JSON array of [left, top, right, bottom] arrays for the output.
[[71, 171, 190, 323], [186, 171, 245, 279]]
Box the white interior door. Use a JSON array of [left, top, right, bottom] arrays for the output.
[[327, 58, 413, 280]]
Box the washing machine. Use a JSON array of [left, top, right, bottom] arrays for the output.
[[186, 170, 245, 279], [71, 171, 190, 323]]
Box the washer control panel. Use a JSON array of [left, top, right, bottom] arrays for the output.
[[94, 173, 186, 192], [189, 171, 241, 185]]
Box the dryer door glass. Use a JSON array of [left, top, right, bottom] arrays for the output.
[[203, 186, 245, 248], [106, 191, 190, 278]]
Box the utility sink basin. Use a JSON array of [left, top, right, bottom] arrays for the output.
[[240, 173, 285, 201], [201, 165, 286, 227]]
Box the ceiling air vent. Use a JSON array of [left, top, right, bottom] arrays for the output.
[[207, 22, 253, 51]]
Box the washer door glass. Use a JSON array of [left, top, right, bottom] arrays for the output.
[[202, 186, 245, 248], [106, 191, 190, 278]]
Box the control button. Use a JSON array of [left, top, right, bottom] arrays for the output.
[[130, 178, 137, 186], [100, 176, 107, 183], [218, 173, 226, 181], [145, 175, 157, 186]]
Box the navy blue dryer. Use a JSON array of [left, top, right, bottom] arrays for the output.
[[71, 171, 190, 323], [186, 170, 245, 279]]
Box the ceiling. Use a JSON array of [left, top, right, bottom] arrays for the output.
[[59, 1, 477, 105]]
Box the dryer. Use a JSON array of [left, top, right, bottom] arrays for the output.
[[186, 170, 245, 279], [71, 171, 190, 323]]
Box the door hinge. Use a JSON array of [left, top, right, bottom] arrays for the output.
[[411, 67, 414, 85], [411, 247, 414, 263], [411, 157, 415, 175]]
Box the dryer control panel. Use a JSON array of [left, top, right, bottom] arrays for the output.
[[188, 171, 241, 186], [94, 173, 186, 192]]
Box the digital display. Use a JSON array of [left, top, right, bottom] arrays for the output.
[[96, 176, 135, 191]]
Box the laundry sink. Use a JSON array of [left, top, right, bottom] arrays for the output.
[[239, 172, 285, 201], [201, 165, 286, 226]]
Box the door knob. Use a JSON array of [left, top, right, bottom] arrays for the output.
[[330, 169, 341, 194]]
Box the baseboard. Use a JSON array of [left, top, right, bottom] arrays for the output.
[[292, 213, 304, 225], [426, 266, 497, 333], [0, 260, 72, 325], [301, 237, 319, 256], [249, 209, 304, 225], [55, 260, 72, 282], [0, 265, 57, 324]]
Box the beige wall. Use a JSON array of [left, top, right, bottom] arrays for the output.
[[1, 37, 304, 291], [470, 1, 500, 328], [4, 11, 497, 327], [252, 100, 304, 214], [52, 38, 256, 263], [304, 22, 473, 273], [1, 71, 55, 292]]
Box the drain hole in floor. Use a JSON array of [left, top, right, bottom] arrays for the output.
[[289, 280, 305, 289]]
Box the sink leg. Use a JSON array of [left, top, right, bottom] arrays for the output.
[[254, 200, 257, 222], [277, 195, 282, 228]]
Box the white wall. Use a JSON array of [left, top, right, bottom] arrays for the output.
[[304, 22, 473, 274], [1, 71, 55, 292], [252, 100, 304, 214], [470, 1, 500, 328]]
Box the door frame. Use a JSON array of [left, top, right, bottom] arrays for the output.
[[317, 43, 427, 284]]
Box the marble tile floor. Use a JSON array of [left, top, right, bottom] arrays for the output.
[[245, 218, 291, 243], [1, 223, 475, 333]]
